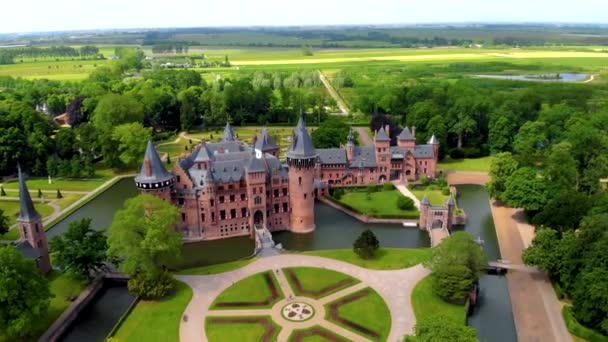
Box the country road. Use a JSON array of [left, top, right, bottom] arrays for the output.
[[319, 71, 350, 115]]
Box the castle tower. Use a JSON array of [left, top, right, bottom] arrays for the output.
[[346, 127, 356, 161], [245, 151, 268, 230], [16, 166, 51, 273], [374, 125, 391, 183], [397, 127, 416, 149], [222, 122, 235, 142], [419, 194, 430, 230], [286, 112, 317, 233], [254, 127, 279, 158], [428, 134, 439, 158], [135, 141, 175, 201], [445, 195, 455, 231]]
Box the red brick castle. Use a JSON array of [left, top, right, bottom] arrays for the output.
[[135, 115, 438, 240]]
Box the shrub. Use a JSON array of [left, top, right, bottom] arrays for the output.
[[449, 148, 465, 159], [441, 187, 451, 196], [366, 184, 379, 194], [331, 188, 345, 200], [0, 186, 5, 196], [397, 196, 415, 210], [382, 182, 395, 191], [127, 271, 176, 299], [37, 189, 43, 198], [420, 176, 430, 187], [562, 306, 608, 342], [353, 229, 379, 259], [432, 265, 475, 303], [56, 189, 63, 199]]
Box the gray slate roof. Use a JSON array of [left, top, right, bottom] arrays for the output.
[[349, 146, 377, 168], [286, 114, 317, 159], [413, 145, 435, 158], [222, 123, 236, 142], [398, 127, 415, 140], [421, 194, 430, 205], [428, 135, 439, 145], [16, 241, 40, 259], [254, 128, 278, 152], [135, 141, 174, 184], [375, 127, 390, 141], [18, 166, 40, 222], [246, 154, 267, 173], [316, 148, 347, 164]]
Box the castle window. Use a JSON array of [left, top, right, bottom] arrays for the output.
[[23, 226, 28, 239], [299, 177, 302, 185], [241, 193, 246, 201], [304, 193, 307, 199], [178, 198, 184, 205], [274, 204, 279, 213], [230, 209, 236, 219], [259, 187, 263, 193], [283, 203, 288, 212], [230, 195, 235, 202], [35, 224, 39, 233], [177, 176, 181, 182], [219, 196, 225, 203], [211, 212, 215, 222], [274, 189, 279, 198], [254, 196, 262, 205], [37, 240, 42, 248], [202, 213, 205, 222], [210, 199, 214, 207], [220, 210, 226, 220], [181, 213, 186, 222], [242, 208, 247, 217], [282, 188, 287, 196]]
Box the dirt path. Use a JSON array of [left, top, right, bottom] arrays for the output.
[[319, 71, 350, 115], [581, 74, 597, 83], [447, 171, 571, 342], [355, 127, 373, 146]]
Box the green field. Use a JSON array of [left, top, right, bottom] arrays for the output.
[[438, 157, 492, 172], [205, 316, 281, 342], [211, 271, 284, 309], [1, 177, 107, 192], [334, 189, 419, 219], [113, 281, 193, 342], [0, 59, 109, 80], [284, 267, 359, 299], [411, 275, 467, 326], [0, 200, 54, 225], [301, 248, 432, 270], [410, 186, 449, 206]]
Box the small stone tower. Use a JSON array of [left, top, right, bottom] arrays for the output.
[[287, 112, 317, 233], [419, 194, 430, 230], [222, 122, 236, 142], [254, 127, 280, 158], [135, 141, 175, 201], [245, 150, 268, 230], [428, 134, 439, 158], [374, 125, 391, 182], [16, 166, 51, 273], [445, 195, 455, 230], [346, 127, 356, 161], [397, 127, 416, 149]]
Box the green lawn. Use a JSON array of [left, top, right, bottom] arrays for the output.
[[0, 200, 54, 225], [1, 177, 107, 192], [283, 267, 359, 299], [562, 306, 608, 342], [205, 316, 281, 342], [54, 193, 85, 210], [211, 271, 284, 309], [410, 187, 449, 206], [301, 248, 432, 270], [175, 258, 255, 275], [288, 325, 350, 342], [113, 281, 193, 342], [335, 189, 419, 219], [411, 275, 467, 326], [438, 157, 492, 172], [328, 287, 391, 342]]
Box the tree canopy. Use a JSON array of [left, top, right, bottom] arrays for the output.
[[405, 315, 479, 342]]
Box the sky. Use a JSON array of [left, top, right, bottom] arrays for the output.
[[2, 0, 607, 34]]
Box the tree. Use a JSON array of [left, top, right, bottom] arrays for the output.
[[177, 87, 202, 130], [112, 123, 151, 167], [50, 218, 108, 279], [572, 268, 608, 335], [522, 228, 562, 278], [107, 194, 181, 276], [54, 128, 77, 159], [397, 196, 415, 210], [544, 142, 578, 193], [531, 191, 590, 232], [0, 186, 5, 196], [425, 232, 487, 302], [405, 315, 479, 342], [0, 208, 8, 235], [503, 167, 547, 211], [486, 152, 518, 201], [56, 189, 63, 199], [311, 117, 352, 148], [0, 246, 51, 339], [512, 121, 548, 166], [353, 229, 379, 259]]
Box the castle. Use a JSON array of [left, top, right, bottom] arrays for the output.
[[135, 115, 439, 240]]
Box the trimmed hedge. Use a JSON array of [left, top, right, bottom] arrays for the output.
[[562, 306, 608, 342], [325, 195, 419, 220]]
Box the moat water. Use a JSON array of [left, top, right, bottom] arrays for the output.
[[48, 179, 515, 342]]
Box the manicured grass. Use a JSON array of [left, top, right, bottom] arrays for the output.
[[335, 189, 419, 219], [54, 193, 85, 210], [113, 281, 193, 342], [1, 178, 107, 192], [301, 248, 432, 270], [410, 187, 448, 206], [175, 258, 255, 275], [327, 287, 391, 342], [211, 271, 284, 309], [438, 156, 492, 172], [288, 325, 350, 342], [411, 275, 467, 326], [284, 267, 359, 299], [0, 200, 54, 225], [205, 316, 281, 342], [562, 306, 608, 342]]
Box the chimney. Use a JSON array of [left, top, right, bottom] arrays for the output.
[[144, 160, 151, 177], [412, 126, 416, 137]]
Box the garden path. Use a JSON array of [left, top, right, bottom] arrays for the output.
[[355, 127, 373, 146], [393, 183, 421, 209], [177, 254, 429, 342]]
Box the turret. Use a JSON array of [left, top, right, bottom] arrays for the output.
[[222, 122, 235, 142], [374, 125, 391, 183], [246, 151, 268, 229], [419, 194, 430, 230], [254, 127, 279, 158], [445, 195, 455, 231], [346, 127, 356, 161], [428, 134, 439, 158], [397, 127, 416, 149], [286, 111, 317, 233], [135, 141, 175, 201], [16, 166, 51, 273]]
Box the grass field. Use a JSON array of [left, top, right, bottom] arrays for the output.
[[301, 248, 432, 270], [0, 59, 109, 79], [205, 316, 281, 342], [175, 258, 255, 275], [411, 275, 467, 326], [335, 189, 419, 218], [409, 186, 449, 206], [211, 271, 284, 309], [113, 281, 193, 342], [438, 157, 493, 172], [284, 267, 359, 299], [1, 177, 107, 192], [0, 200, 54, 225], [288, 325, 350, 342]]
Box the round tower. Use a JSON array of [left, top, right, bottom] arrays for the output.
[[287, 113, 317, 233], [135, 140, 175, 201]]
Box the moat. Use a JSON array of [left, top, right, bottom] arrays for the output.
[[48, 179, 515, 342]]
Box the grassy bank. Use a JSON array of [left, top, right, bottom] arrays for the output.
[[438, 157, 492, 172], [562, 306, 608, 342], [174, 258, 255, 275], [301, 248, 432, 270], [411, 275, 467, 325], [334, 189, 419, 219]]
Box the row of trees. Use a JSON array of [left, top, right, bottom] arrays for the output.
[[0, 46, 101, 64]]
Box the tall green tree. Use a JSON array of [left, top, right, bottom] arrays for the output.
[[50, 218, 108, 279], [486, 152, 518, 201], [513, 121, 548, 166], [405, 315, 479, 342], [503, 167, 547, 211], [544, 142, 578, 193], [311, 117, 353, 148], [112, 123, 151, 167], [0, 246, 51, 339], [353, 229, 379, 259]]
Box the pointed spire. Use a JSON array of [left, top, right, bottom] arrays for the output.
[[17, 165, 40, 222], [222, 122, 235, 142], [421, 194, 430, 206], [135, 141, 174, 185], [255, 127, 278, 152], [428, 134, 439, 145], [398, 127, 415, 141], [287, 111, 317, 159], [347, 127, 355, 146], [375, 126, 390, 141]]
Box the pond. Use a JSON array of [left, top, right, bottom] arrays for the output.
[[472, 73, 588, 83]]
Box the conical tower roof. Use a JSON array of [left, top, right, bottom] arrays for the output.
[[17, 166, 40, 222], [375, 127, 390, 141], [398, 127, 415, 140], [421, 194, 430, 206], [428, 134, 439, 145], [347, 127, 356, 146], [254, 128, 278, 152], [222, 122, 235, 142], [135, 141, 174, 184], [287, 112, 317, 159]]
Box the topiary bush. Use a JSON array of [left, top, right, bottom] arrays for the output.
[[127, 271, 176, 299], [431, 265, 475, 304], [0, 186, 5, 197], [56, 189, 63, 199], [397, 196, 415, 210], [419, 176, 430, 187], [353, 229, 379, 259]]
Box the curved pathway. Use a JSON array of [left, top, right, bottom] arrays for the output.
[[355, 127, 373, 147], [177, 254, 429, 342]]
